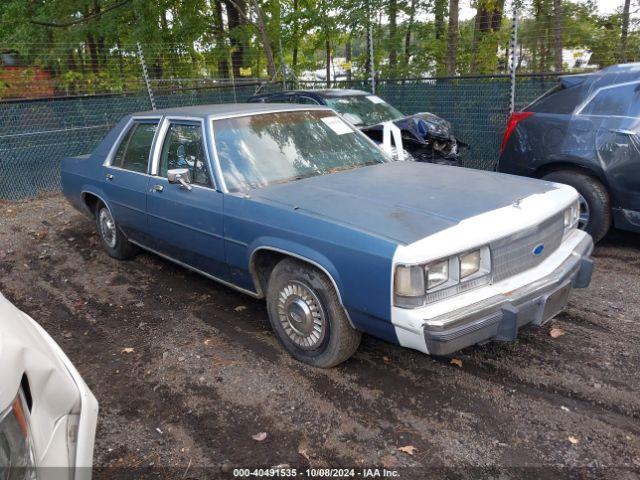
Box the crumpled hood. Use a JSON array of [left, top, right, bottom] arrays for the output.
[[362, 112, 457, 143], [250, 161, 560, 245]]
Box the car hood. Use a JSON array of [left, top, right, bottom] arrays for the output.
[[249, 161, 560, 245]]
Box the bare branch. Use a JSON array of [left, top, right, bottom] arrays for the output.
[[29, 0, 133, 28]]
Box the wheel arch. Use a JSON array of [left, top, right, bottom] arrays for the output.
[[532, 161, 619, 207], [80, 189, 113, 218], [248, 243, 353, 327], [532, 161, 608, 187]]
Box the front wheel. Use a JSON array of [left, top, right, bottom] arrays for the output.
[[95, 202, 139, 260], [266, 259, 361, 368], [542, 170, 611, 242]]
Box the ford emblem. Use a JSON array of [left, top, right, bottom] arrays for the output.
[[532, 244, 545, 256]]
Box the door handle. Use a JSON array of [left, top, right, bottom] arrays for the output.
[[105, 173, 114, 181], [152, 184, 164, 192]]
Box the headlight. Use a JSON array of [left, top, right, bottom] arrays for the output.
[[0, 390, 36, 477], [394, 247, 491, 308], [426, 260, 448, 290], [563, 201, 580, 234], [459, 250, 481, 279]]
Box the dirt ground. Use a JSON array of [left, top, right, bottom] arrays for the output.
[[1, 194, 639, 478]]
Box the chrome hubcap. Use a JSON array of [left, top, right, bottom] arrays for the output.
[[578, 194, 590, 230], [277, 281, 326, 350], [99, 208, 117, 248]]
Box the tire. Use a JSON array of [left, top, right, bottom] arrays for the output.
[[266, 258, 361, 368], [542, 170, 611, 243], [94, 202, 139, 260]]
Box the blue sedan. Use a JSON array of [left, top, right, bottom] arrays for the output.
[[62, 103, 594, 367]]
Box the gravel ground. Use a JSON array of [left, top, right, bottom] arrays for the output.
[[1, 194, 639, 478]]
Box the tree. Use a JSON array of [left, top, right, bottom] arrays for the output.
[[445, 0, 459, 74], [619, 0, 631, 62], [553, 0, 563, 71]]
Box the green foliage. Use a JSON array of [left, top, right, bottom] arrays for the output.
[[0, 0, 636, 98]]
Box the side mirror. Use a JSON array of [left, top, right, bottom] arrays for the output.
[[167, 168, 193, 191]]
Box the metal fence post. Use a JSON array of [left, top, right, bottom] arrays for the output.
[[137, 42, 156, 110], [509, 5, 519, 114]]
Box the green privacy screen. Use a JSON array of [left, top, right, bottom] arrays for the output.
[[0, 75, 557, 200]]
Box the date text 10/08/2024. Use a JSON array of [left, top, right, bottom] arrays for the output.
[[233, 468, 400, 477]]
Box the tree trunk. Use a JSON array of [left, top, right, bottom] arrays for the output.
[[434, 0, 447, 40], [346, 37, 352, 83], [403, 0, 417, 70], [225, 0, 246, 78], [252, 0, 277, 78], [292, 0, 299, 71], [326, 38, 331, 88], [619, 0, 631, 62], [388, 0, 398, 72], [213, 0, 230, 79], [445, 0, 459, 75], [471, 0, 504, 72], [553, 0, 563, 71]]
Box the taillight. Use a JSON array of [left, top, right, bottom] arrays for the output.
[[501, 111, 534, 152]]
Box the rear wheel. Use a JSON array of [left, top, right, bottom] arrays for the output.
[[95, 202, 139, 260], [266, 258, 361, 368], [542, 170, 611, 242]]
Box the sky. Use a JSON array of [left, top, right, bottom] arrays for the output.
[[456, 0, 629, 21]]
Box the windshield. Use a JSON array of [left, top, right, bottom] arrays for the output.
[[213, 110, 389, 192], [324, 95, 404, 126]]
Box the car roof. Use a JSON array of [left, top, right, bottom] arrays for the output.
[[131, 102, 331, 119], [250, 89, 369, 101], [559, 62, 640, 90]]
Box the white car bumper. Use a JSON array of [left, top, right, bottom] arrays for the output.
[[392, 229, 594, 355]]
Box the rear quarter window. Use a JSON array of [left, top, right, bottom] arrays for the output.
[[580, 82, 640, 117], [527, 84, 586, 114]]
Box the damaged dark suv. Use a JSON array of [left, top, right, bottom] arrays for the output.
[[498, 63, 640, 242], [247, 89, 462, 165]]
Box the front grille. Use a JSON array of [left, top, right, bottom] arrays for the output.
[[491, 213, 564, 282]]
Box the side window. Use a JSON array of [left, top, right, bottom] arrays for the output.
[[298, 96, 320, 105], [265, 95, 288, 103], [159, 123, 211, 187], [581, 83, 640, 117], [112, 122, 158, 173]]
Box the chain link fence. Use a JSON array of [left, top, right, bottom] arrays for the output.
[[1, 0, 637, 200]]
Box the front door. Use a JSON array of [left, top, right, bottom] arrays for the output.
[[146, 119, 228, 279]]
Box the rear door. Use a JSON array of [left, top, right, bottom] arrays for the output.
[[579, 81, 640, 211], [145, 117, 228, 279], [103, 118, 160, 241]]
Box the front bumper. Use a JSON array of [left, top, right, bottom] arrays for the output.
[[394, 232, 594, 356]]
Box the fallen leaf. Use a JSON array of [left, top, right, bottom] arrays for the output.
[[252, 432, 267, 442], [121, 347, 134, 354], [33, 230, 48, 241], [450, 358, 463, 368], [568, 436, 579, 445], [234, 305, 247, 312], [398, 445, 417, 456], [298, 439, 310, 461], [550, 327, 565, 338]]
